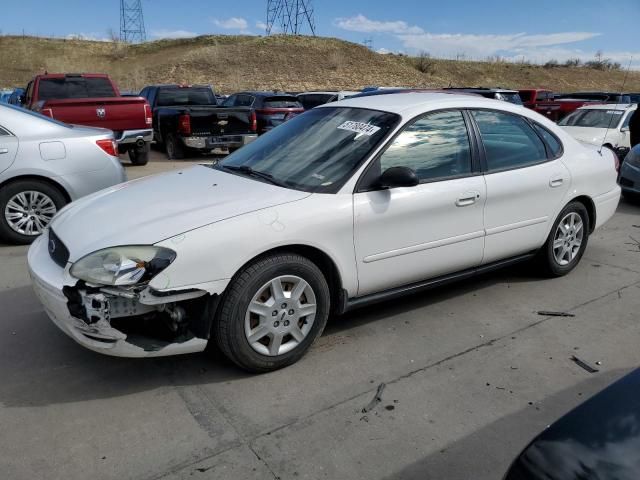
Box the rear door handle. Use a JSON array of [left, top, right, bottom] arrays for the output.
[[456, 191, 480, 207], [0, 148, 8, 154], [549, 177, 564, 188]]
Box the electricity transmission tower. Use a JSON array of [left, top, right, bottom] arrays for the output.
[[120, 0, 147, 43], [266, 0, 316, 36]]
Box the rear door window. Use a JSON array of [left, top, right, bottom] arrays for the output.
[[472, 110, 548, 172]]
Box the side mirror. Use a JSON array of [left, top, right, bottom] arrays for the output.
[[379, 166, 419, 188], [621, 126, 630, 133]]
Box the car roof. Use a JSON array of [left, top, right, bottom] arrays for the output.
[[298, 91, 359, 96], [320, 92, 521, 116], [576, 103, 636, 111], [444, 87, 519, 94], [238, 91, 298, 97]]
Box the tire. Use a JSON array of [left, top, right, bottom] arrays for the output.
[[128, 146, 149, 166], [623, 192, 640, 205], [213, 253, 330, 372], [0, 180, 67, 245], [165, 134, 185, 160], [537, 201, 590, 277]]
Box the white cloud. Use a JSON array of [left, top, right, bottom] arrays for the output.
[[334, 14, 423, 35], [256, 20, 268, 31], [150, 29, 197, 39], [397, 31, 601, 58], [66, 33, 109, 42], [333, 14, 640, 68], [213, 17, 249, 32]]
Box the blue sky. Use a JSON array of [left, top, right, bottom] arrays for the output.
[[2, 0, 639, 67]]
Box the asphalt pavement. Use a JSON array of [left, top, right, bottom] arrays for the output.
[[1, 152, 639, 480]]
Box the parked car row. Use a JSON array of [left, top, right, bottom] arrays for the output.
[[1, 71, 636, 247]]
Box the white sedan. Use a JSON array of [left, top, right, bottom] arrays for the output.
[[559, 103, 636, 156], [28, 93, 621, 372]]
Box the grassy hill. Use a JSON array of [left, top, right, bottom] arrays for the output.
[[1, 34, 639, 94]]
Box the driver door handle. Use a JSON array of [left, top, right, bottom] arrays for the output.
[[0, 148, 8, 154]]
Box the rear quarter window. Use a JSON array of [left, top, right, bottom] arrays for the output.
[[532, 123, 563, 158]]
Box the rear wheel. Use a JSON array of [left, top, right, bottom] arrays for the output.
[[537, 201, 589, 277], [0, 180, 67, 244], [128, 146, 149, 166], [213, 253, 330, 372], [165, 134, 185, 160]]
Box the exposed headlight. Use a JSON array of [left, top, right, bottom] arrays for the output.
[[70, 246, 176, 286]]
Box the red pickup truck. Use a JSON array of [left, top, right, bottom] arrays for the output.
[[518, 89, 602, 122], [23, 73, 153, 165]]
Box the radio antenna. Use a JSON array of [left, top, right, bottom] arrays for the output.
[[599, 56, 633, 155]]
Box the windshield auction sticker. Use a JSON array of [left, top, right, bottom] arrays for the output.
[[337, 121, 381, 137]]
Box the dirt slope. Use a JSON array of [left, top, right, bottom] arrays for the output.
[[1, 34, 639, 94]]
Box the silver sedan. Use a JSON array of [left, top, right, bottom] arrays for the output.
[[0, 104, 126, 244]]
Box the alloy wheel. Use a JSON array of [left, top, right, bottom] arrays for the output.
[[4, 191, 57, 236], [244, 275, 317, 356], [553, 212, 584, 266]]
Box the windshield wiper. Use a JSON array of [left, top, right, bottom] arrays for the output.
[[221, 165, 288, 188]]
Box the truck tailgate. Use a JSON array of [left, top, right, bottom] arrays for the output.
[[43, 97, 149, 131], [187, 106, 254, 136]]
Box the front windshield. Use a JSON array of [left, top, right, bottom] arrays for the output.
[[216, 106, 399, 193], [559, 109, 625, 128]]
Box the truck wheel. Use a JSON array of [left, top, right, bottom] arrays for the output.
[[0, 180, 67, 244], [166, 134, 185, 160], [128, 147, 149, 166]]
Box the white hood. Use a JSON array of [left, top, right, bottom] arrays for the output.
[[560, 126, 626, 148], [50, 165, 310, 261]]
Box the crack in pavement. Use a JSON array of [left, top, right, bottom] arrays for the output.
[[152, 277, 640, 479]]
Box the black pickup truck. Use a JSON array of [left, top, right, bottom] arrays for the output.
[[139, 84, 258, 159]]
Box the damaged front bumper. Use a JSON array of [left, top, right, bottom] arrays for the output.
[[28, 233, 216, 358]]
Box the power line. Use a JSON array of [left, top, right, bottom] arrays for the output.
[[266, 0, 316, 36], [120, 0, 146, 43]]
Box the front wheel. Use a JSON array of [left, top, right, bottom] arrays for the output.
[[213, 253, 330, 372], [537, 201, 590, 277]]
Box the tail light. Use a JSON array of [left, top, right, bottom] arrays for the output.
[[249, 111, 257, 132], [96, 139, 118, 157], [178, 114, 191, 135], [144, 103, 152, 126], [41, 108, 53, 118]]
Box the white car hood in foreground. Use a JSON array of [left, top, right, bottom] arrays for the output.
[[50, 165, 311, 261]]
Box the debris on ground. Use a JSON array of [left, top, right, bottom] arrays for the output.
[[626, 236, 640, 252], [538, 311, 575, 317], [362, 383, 386, 413], [570, 355, 599, 373]]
